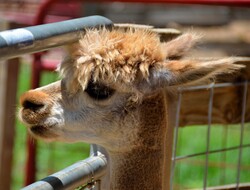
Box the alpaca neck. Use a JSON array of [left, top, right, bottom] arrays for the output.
[[109, 92, 168, 190]]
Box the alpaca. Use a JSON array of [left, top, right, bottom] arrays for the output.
[[19, 27, 242, 190]]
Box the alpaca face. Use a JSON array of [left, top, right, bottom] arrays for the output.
[[19, 28, 242, 150], [19, 79, 140, 150]]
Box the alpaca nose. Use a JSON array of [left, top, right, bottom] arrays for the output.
[[20, 90, 52, 125], [20, 90, 50, 112], [22, 98, 44, 111], [19, 81, 61, 126]]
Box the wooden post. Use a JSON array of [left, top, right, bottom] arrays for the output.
[[0, 58, 20, 189]]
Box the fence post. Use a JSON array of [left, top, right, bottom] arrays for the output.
[[90, 144, 110, 190], [0, 58, 20, 189], [0, 19, 20, 190]]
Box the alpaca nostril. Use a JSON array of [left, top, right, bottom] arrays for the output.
[[20, 90, 51, 114], [22, 100, 45, 111]]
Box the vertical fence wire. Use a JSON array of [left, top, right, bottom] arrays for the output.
[[220, 125, 228, 185], [236, 81, 248, 189], [170, 89, 183, 190], [203, 83, 215, 190], [90, 144, 99, 156], [170, 81, 249, 189], [96, 180, 101, 190]]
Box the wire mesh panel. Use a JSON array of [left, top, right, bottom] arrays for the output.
[[171, 81, 250, 190]]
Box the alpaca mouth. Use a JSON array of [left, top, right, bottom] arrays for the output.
[[30, 125, 47, 134], [29, 125, 58, 139]]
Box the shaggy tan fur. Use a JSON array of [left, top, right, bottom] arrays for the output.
[[19, 26, 245, 190], [59, 28, 165, 93], [59, 28, 243, 96]]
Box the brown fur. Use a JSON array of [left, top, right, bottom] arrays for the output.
[[19, 26, 244, 190], [109, 93, 167, 190], [59, 28, 165, 93], [162, 32, 200, 59], [59, 29, 243, 95]]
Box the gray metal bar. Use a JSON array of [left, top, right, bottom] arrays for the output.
[[90, 144, 99, 157], [220, 125, 228, 185], [179, 81, 250, 92], [21, 154, 107, 190], [170, 91, 182, 190], [0, 15, 113, 60], [175, 143, 250, 161], [203, 83, 214, 190], [236, 81, 248, 190]]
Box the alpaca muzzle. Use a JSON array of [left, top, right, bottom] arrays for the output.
[[20, 90, 52, 126]]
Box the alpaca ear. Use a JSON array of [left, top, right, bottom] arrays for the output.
[[162, 33, 200, 60], [145, 58, 244, 91]]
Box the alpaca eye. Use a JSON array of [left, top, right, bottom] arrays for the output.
[[85, 81, 115, 100]]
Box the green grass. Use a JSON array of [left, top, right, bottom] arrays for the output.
[[12, 62, 250, 189], [174, 125, 250, 189]]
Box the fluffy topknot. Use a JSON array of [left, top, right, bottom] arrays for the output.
[[59, 28, 165, 93]]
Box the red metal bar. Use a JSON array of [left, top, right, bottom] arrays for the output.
[[25, 53, 42, 185], [94, 0, 250, 6], [25, 138, 37, 185]]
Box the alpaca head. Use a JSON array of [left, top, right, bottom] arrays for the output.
[[19, 28, 242, 152]]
